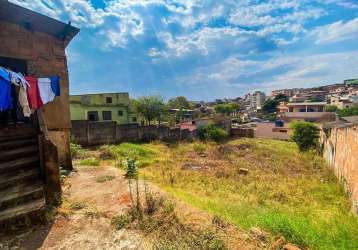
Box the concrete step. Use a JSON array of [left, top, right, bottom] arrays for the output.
[[0, 138, 38, 151], [0, 156, 39, 174], [0, 145, 38, 162], [0, 198, 46, 229], [0, 128, 37, 143], [0, 168, 40, 190], [0, 182, 44, 210]]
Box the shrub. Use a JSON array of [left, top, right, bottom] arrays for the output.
[[290, 121, 320, 151], [111, 214, 132, 230], [198, 124, 228, 142], [70, 201, 87, 210], [98, 145, 116, 160], [193, 142, 207, 154], [70, 143, 89, 159], [123, 158, 138, 178]]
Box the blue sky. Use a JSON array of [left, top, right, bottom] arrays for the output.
[[11, 0, 358, 101]]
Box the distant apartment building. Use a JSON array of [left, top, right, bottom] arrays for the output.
[[289, 90, 327, 103], [70, 93, 142, 124], [271, 89, 294, 97], [330, 96, 354, 109], [250, 91, 266, 110]]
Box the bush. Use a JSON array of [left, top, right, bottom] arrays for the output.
[[123, 158, 138, 178], [290, 121, 320, 151], [198, 124, 228, 142], [70, 143, 89, 159]]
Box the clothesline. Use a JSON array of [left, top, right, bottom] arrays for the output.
[[0, 66, 60, 117]]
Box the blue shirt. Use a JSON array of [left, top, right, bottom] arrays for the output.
[[0, 67, 12, 111]]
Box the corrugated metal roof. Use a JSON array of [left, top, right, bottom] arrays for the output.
[[0, 1, 79, 47]]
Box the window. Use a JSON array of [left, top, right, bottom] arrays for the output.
[[102, 111, 112, 121], [88, 111, 99, 121], [106, 97, 112, 104], [132, 117, 137, 122], [118, 110, 123, 116]]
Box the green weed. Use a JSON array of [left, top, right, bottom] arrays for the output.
[[79, 158, 100, 166]]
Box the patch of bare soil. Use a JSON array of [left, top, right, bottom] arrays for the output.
[[0, 165, 147, 250]]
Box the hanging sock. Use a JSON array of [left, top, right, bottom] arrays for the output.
[[25, 76, 43, 110]]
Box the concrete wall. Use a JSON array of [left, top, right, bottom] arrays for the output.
[[231, 128, 255, 138], [71, 121, 194, 146], [255, 123, 291, 140], [321, 124, 358, 214], [0, 20, 73, 169]]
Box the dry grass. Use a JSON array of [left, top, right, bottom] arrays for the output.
[[93, 139, 358, 249]]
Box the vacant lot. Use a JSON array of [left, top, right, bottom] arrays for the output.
[[99, 138, 358, 250]]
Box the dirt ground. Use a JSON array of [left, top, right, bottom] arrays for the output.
[[0, 162, 259, 250], [0, 164, 147, 250]]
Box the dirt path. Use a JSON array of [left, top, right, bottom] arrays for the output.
[[1, 165, 147, 250]]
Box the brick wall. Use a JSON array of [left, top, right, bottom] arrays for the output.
[[0, 20, 72, 169], [321, 124, 358, 213]]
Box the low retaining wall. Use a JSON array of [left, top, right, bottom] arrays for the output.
[[231, 128, 254, 138], [71, 121, 194, 146], [321, 123, 358, 214]]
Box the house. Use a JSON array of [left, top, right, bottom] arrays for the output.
[[278, 102, 336, 122], [330, 96, 354, 109], [169, 108, 195, 121], [70, 92, 143, 124], [255, 122, 291, 140], [0, 1, 79, 227]]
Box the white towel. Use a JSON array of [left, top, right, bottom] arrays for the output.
[[38, 78, 55, 104]]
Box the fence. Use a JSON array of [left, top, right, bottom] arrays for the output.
[[71, 121, 193, 146]]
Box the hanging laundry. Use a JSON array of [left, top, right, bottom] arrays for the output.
[[0, 67, 12, 111], [18, 86, 31, 117], [25, 76, 43, 110], [50, 76, 60, 96], [9, 71, 31, 117], [38, 78, 55, 105], [10, 71, 28, 88]]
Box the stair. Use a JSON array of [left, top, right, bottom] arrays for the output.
[[0, 126, 46, 232]]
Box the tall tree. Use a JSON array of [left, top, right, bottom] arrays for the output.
[[214, 103, 239, 116], [133, 96, 165, 125], [168, 96, 192, 110]]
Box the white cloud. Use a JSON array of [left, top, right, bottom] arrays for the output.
[[311, 17, 358, 44]]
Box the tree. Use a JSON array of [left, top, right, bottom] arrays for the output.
[[133, 96, 165, 125], [214, 103, 239, 116], [274, 93, 289, 103], [290, 121, 320, 152], [262, 99, 279, 113], [262, 94, 289, 114], [337, 105, 358, 117], [168, 96, 192, 110], [325, 105, 338, 112]]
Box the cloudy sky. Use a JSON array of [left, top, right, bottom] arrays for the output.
[[11, 0, 358, 100]]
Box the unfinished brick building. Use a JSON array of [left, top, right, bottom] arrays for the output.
[[0, 1, 79, 228]]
